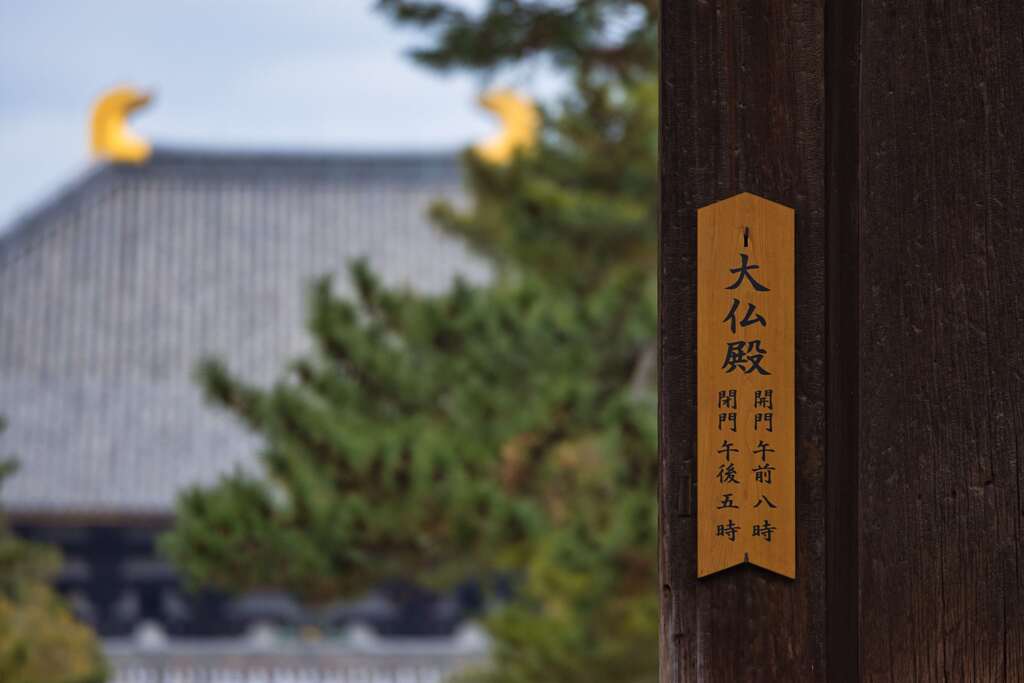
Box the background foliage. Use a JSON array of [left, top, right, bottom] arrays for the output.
[[0, 418, 107, 683], [162, 2, 659, 680]]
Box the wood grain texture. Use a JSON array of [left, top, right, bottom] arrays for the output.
[[857, 2, 1024, 679], [824, 0, 862, 680], [659, 1, 827, 680], [697, 194, 795, 579], [663, 1, 1024, 680]]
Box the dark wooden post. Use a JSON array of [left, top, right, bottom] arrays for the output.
[[659, 1, 1024, 680]]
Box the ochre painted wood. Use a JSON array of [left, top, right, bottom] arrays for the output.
[[697, 193, 795, 579]]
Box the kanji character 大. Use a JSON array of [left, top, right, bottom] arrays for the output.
[[725, 253, 770, 292]]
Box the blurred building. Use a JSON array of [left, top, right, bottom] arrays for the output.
[[0, 89, 495, 678]]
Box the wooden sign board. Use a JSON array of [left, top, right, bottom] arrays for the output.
[[697, 193, 795, 579]]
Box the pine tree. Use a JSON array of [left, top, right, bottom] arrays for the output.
[[0, 418, 107, 683], [162, 2, 659, 680]]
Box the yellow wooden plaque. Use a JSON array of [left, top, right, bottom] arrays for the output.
[[697, 193, 795, 579]]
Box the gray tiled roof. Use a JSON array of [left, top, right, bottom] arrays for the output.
[[0, 150, 488, 515]]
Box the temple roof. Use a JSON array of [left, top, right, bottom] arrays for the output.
[[0, 149, 487, 516]]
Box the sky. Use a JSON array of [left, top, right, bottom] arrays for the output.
[[0, 0, 552, 230]]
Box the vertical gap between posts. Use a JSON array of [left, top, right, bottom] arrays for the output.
[[826, 0, 863, 679]]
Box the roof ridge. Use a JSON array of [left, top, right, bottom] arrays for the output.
[[148, 146, 462, 164], [0, 163, 118, 259], [0, 149, 465, 263]]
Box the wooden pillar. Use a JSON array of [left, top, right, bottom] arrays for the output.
[[659, 1, 1024, 680]]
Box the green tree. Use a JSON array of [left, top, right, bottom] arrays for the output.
[[162, 2, 658, 681], [0, 419, 107, 683]]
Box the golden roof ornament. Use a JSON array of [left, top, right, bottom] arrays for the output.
[[90, 86, 153, 164], [473, 90, 539, 164]]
